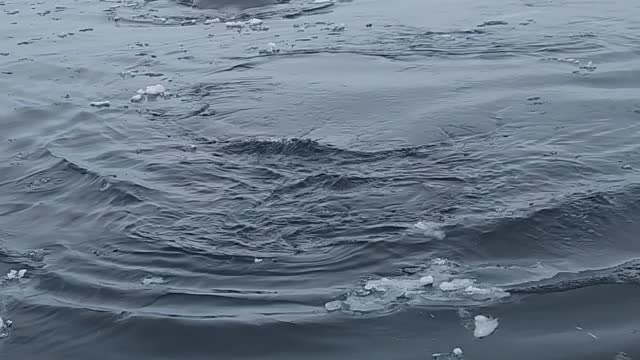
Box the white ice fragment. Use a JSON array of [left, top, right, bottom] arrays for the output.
[[622, 164, 632, 170], [314, 0, 332, 3], [474, 315, 499, 338], [6, 269, 27, 280], [6, 270, 17, 280], [137, 88, 145, 95], [225, 21, 244, 28], [414, 221, 446, 240], [246, 18, 263, 26], [260, 42, 280, 54], [141, 276, 166, 285], [464, 285, 510, 299], [131, 94, 143, 102], [144, 84, 166, 95], [419, 275, 434, 286], [439, 278, 475, 291], [254, 258, 263, 263], [0, 316, 8, 338], [453, 348, 463, 355], [90, 101, 110, 107], [204, 18, 220, 25], [324, 300, 343, 312]]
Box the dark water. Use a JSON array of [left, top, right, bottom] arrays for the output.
[[1, 0, 640, 358]]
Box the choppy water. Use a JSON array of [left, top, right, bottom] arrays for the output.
[[1, 0, 640, 358]]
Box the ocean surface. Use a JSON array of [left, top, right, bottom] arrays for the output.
[[1, 0, 640, 358]]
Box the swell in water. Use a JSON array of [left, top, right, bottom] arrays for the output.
[[1, 0, 640, 358]]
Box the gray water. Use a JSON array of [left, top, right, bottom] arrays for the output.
[[1, 0, 640, 358]]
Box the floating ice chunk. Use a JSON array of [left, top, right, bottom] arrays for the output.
[[0, 316, 9, 338], [131, 94, 143, 102], [414, 221, 446, 240], [141, 276, 166, 285], [6, 269, 27, 280], [144, 84, 166, 95], [419, 275, 434, 286], [439, 278, 475, 292], [246, 18, 263, 26], [90, 101, 110, 107], [432, 347, 464, 359], [622, 164, 632, 170], [260, 42, 280, 55], [254, 258, 263, 263], [225, 21, 244, 28], [464, 285, 510, 300], [474, 315, 499, 338], [324, 300, 343, 312], [313, 0, 332, 3], [204, 18, 220, 25], [364, 277, 432, 293]]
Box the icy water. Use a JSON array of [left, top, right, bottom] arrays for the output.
[[1, 0, 640, 358]]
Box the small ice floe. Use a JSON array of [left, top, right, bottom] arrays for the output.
[[6, 269, 27, 280], [313, 0, 333, 3], [464, 286, 510, 300], [246, 18, 263, 26], [432, 347, 464, 360], [324, 300, 343, 312], [575, 326, 598, 339], [131, 94, 143, 102], [0, 316, 12, 338], [144, 84, 166, 96], [259, 42, 280, 55], [141, 276, 166, 285], [474, 315, 499, 338], [204, 18, 220, 25], [254, 258, 263, 263], [90, 100, 110, 108], [439, 278, 475, 292], [622, 164, 632, 170], [364, 276, 433, 293], [413, 221, 446, 240]]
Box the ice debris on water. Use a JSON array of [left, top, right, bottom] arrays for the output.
[[439, 278, 475, 292], [474, 315, 499, 338], [0, 316, 11, 338], [433, 347, 464, 360], [132, 85, 167, 102], [90, 100, 110, 107], [413, 221, 446, 240], [144, 84, 166, 95], [141, 276, 166, 285], [204, 18, 220, 25], [259, 42, 280, 55], [6, 269, 27, 280], [254, 258, 263, 263], [246, 18, 263, 26], [324, 300, 343, 312], [622, 164, 632, 170]]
